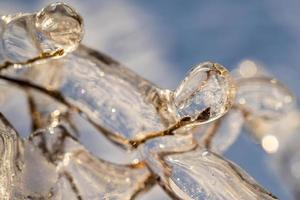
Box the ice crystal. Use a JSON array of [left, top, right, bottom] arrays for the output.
[[0, 3, 291, 200]]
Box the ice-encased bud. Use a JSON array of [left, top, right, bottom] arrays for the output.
[[173, 61, 236, 124], [35, 2, 83, 53], [0, 3, 83, 65]]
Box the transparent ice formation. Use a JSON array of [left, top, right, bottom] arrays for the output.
[[195, 108, 244, 154], [0, 3, 83, 66], [234, 62, 296, 142], [0, 3, 282, 200], [165, 149, 277, 200], [0, 113, 150, 200], [236, 77, 295, 120], [233, 61, 300, 199], [0, 114, 57, 199], [272, 126, 300, 198], [139, 136, 277, 200], [1, 46, 236, 149], [173, 62, 236, 124], [30, 126, 151, 200], [1, 45, 167, 147]]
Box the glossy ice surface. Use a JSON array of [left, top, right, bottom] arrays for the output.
[[0, 3, 83, 65], [0, 2, 283, 200]]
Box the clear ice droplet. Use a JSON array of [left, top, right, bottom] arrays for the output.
[[35, 2, 84, 53], [0, 3, 83, 65], [173, 61, 236, 124]]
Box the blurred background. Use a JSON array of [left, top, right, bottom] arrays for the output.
[[1, 0, 300, 199]]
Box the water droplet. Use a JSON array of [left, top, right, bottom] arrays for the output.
[[173, 62, 235, 124], [35, 2, 84, 53]]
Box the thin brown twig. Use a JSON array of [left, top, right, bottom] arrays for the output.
[[0, 49, 64, 71]]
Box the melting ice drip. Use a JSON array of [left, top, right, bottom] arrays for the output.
[[0, 2, 296, 200]]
